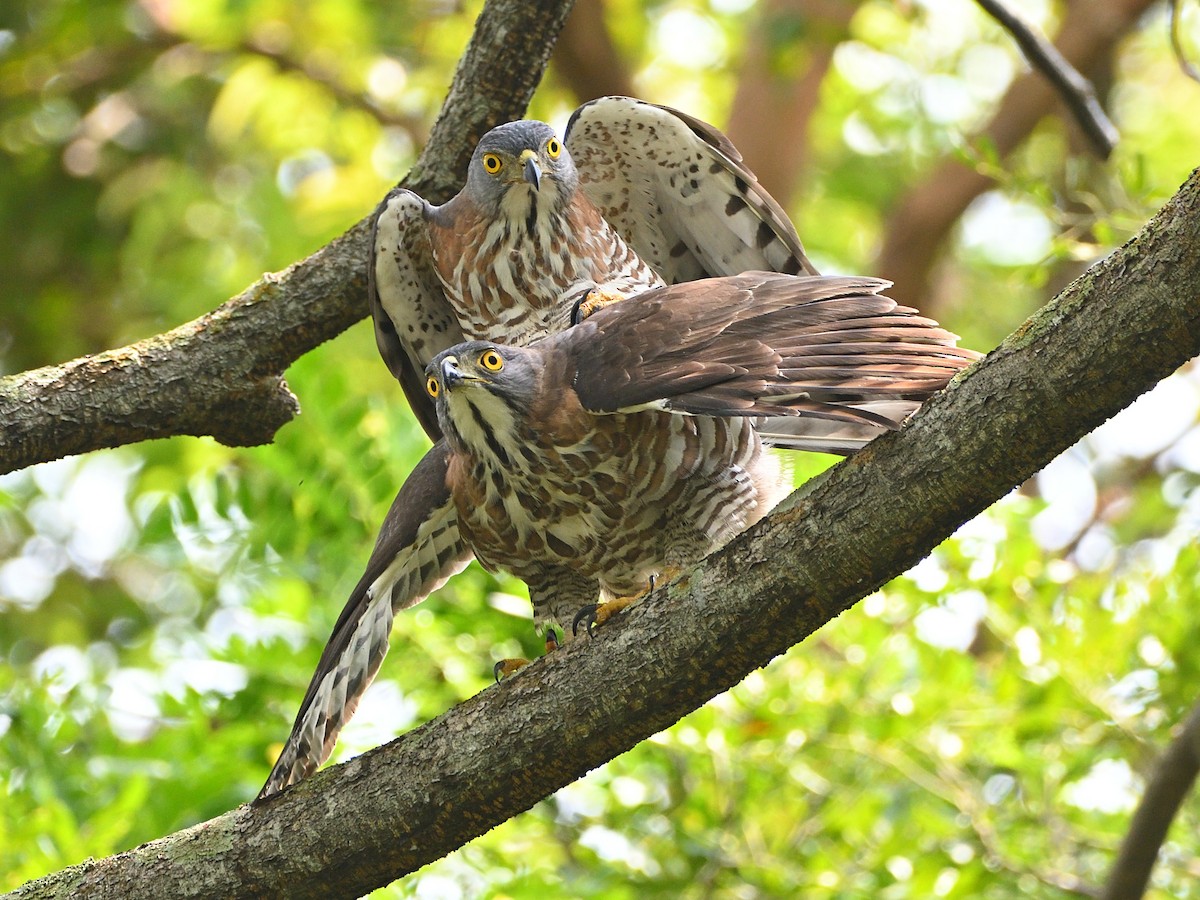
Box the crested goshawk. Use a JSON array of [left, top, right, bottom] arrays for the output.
[[257, 273, 979, 799], [368, 96, 850, 447]]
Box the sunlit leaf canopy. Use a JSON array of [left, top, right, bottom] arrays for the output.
[[2, 0, 1199, 896]]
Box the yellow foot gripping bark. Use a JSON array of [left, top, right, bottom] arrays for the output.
[[493, 628, 560, 681], [572, 287, 628, 323], [571, 568, 680, 638]]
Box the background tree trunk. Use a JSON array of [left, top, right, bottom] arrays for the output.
[[552, 0, 634, 101], [726, 0, 860, 207]]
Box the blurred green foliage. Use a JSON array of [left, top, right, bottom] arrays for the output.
[[2, 0, 1200, 897]]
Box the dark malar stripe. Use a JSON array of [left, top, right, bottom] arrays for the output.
[[525, 194, 539, 239], [467, 397, 512, 468]]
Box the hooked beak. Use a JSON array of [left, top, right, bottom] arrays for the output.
[[440, 356, 481, 392], [519, 149, 541, 190]]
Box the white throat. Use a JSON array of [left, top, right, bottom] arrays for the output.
[[444, 387, 521, 463]]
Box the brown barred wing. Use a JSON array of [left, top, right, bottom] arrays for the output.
[[563, 273, 979, 435]]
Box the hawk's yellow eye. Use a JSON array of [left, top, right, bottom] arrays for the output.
[[482, 153, 503, 174], [426, 376, 440, 398], [545, 138, 561, 159], [479, 350, 504, 372]]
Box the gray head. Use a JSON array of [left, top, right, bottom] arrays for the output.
[[426, 341, 543, 456], [461, 120, 579, 216]]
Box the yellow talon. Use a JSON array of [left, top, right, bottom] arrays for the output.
[[493, 628, 561, 681], [575, 287, 629, 321], [593, 593, 640, 626], [572, 568, 681, 637], [493, 658, 532, 681]]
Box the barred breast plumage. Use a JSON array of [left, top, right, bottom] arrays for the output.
[[427, 185, 661, 342], [452, 409, 781, 618]]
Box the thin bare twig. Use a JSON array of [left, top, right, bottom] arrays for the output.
[[974, 0, 1118, 159], [1170, 0, 1200, 83], [849, 737, 1100, 897], [1102, 699, 1200, 900], [877, 0, 1152, 314], [232, 39, 431, 139]]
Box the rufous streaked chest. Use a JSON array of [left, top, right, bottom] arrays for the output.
[[427, 185, 663, 346]]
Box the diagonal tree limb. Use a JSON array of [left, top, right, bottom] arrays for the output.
[[1101, 698, 1200, 900], [975, 0, 1119, 158], [8, 168, 1199, 900], [0, 0, 577, 477]]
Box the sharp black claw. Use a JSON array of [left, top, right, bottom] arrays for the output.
[[569, 289, 591, 327], [572, 603, 600, 638], [493, 660, 506, 683], [546, 627, 560, 652]]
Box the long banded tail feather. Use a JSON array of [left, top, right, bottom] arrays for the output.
[[752, 400, 921, 454], [257, 443, 472, 800]]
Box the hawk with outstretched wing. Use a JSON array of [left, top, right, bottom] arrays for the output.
[[257, 273, 979, 799], [369, 96, 834, 444]]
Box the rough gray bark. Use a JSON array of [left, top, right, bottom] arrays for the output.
[[0, 0, 577, 477], [8, 169, 1199, 900]]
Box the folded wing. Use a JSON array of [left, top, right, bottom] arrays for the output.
[[562, 273, 979, 448]]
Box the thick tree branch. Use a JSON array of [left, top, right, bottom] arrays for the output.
[[876, 0, 1154, 312], [9, 169, 1199, 899], [1102, 698, 1200, 900], [975, 0, 1118, 158], [0, 0, 577, 477]]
